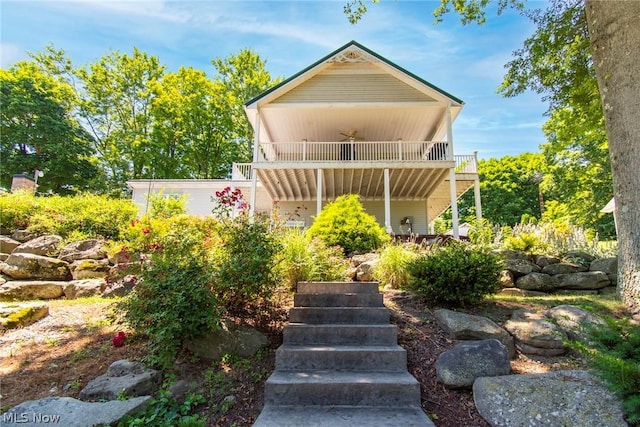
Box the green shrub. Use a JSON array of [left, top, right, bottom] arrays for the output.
[[117, 389, 206, 427], [0, 192, 138, 240], [116, 217, 222, 369], [570, 318, 640, 426], [211, 214, 281, 314], [373, 243, 418, 289], [406, 241, 502, 306], [277, 229, 349, 290], [148, 191, 187, 219], [307, 194, 390, 254]]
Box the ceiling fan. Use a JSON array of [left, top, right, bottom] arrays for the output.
[[340, 130, 364, 142]]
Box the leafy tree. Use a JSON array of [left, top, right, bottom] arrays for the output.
[[212, 49, 283, 163], [0, 62, 99, 193], [75, 48, 166, 189], [346, 0, 640, 311]]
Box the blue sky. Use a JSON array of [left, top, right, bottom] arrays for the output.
[[0, 0, 550, 159]]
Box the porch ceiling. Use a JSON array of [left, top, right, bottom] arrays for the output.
[[256, 167, 473, 217]]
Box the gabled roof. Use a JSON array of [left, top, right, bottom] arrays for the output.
[[246, 40, 464, 107]]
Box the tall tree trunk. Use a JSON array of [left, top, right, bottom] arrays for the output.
[[586, 0, 640, 312]]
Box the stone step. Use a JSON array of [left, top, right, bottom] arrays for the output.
[[275, 345, 407, 371], [294, 292, 383, 307], [253, 405, 435, 427], [289, 307, 390, 324], [297, 281, 380, 294], [283, 323, 398, 345], [264, 371, 421, 407]]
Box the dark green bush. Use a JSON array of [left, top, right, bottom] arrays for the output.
[[406, 241, 502, 306], [307, 194, 390, 254], [570, 318, 640, 426]]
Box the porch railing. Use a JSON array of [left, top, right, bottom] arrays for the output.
[[455, 154, 478, 173], [257, 140, 451, 163], [231, 163, 252, 180]]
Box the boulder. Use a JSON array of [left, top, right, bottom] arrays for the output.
[[493, 249, 528, 260], [0, 253, 9, 262], [12, 235, 63, 256], [0, 235, 21, 254], [503, 318, 568, 356], [535, 255, 561, 267], [434, 309, 515, 358], [546, 305, 606, 341], [0, 302, 49, 328], [564, 250, 596, 266], [555, 271, 610, 290], [350, 253, 378, 267], [473, 371, 627, 427], [590, 257, 618, 285], [499, 288, 547, 297], [1, 253, 71, 281], [515, 272, 557, 292], [58, 239, 108, 263], [185, 321, 268, 361], [435, 340, 510, 389], [2, 396, 151, 427], [64, 279, 107, 299], [10, 229, 38, 242], [78, 360, 161, 401], [499, 270, 514, 287], [542, 262, 588, 275], [0, 281, 66, 301], [69, 258, 110, 280], [503, 259, 540, 278], [355, 260, 377, 282]]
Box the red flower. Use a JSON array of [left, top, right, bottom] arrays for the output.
[[142, 228, 151, 234], [112, 331, 126, 347]]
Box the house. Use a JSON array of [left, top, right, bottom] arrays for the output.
[[128, 41, 482, 237]]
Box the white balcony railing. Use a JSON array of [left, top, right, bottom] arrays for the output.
[[257, 140, 451, 163], [455, 154, 478, 173], [231, 163, 252, 180]]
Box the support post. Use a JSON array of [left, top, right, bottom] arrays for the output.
[[474, 178, 482, 221], [449, 168, 459, 239], [384, 168, 392, 233], [249, 109, 261, 217], [316, 169, 323, 215]]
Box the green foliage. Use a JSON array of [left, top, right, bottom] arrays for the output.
[[148, 191, 187, 219], [406, 241, 502, 306], [0, 192, 138, 239], [116, 216, 222, 368], [211, 215, 281, 314], [117, 390, 206, 427], [570, 318, 640, 426], [276, 229, 349, 290], [373, 243, 418, 289], [503, 232, 547, 254], [307, 194, 390, 255]]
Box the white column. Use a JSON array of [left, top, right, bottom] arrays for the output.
[[474, 178, 482, 221], [249, 109, 261, 217], [316, 169, 323, 215], [446, 103, 459, 238], [384, 168, 392, 233]]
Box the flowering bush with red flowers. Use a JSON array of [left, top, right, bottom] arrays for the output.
[[211, 187, 248, 219], [112, 331, 126, 347]]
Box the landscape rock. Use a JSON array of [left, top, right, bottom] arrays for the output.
[[546, 305, 606, 341], [542, 262, 588, 275], [0, 235, 21, 254], [2, 396, 151, 427], [590, 257, 618, 285], [58, 239, 108, 262], [434, 309, 515, 358], [0, 253, 9, 262], [515, 272, 557, 292], [493, 249, 527, 260], [473, 370, 627, 427], [350, 253, 378, 267], [503, 318, 568, 356], [535, 255, 561, 267], [499, 270, 513, 287], [12, 235, 63, 257], [168, 380, 192, 403], [0, 302, 49, 328], [1, 253, 71, 281], [499, 288, 547, 297], [69, 258, 110, 280], [79, 360, 161, 401], [185, 321, 268, 361], [0, 281, 66, 301], [64, 279, 107, 299], [355, 260, 377, 282], [503, 258, 540, 277], [555, 271, 610, 290], [564, 250, 596, 266], [10, 229, 38, 243], [435, 340, 510, 389]]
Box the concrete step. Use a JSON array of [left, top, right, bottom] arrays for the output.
[[294, 292, 383, 307], [275, 345, 407, 371], [253, 405, 435, 427], [297, 282, 380, 294], [289, 307, 390, 324], [264, 371, 421, 406], [283, 324, 398, 345]]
